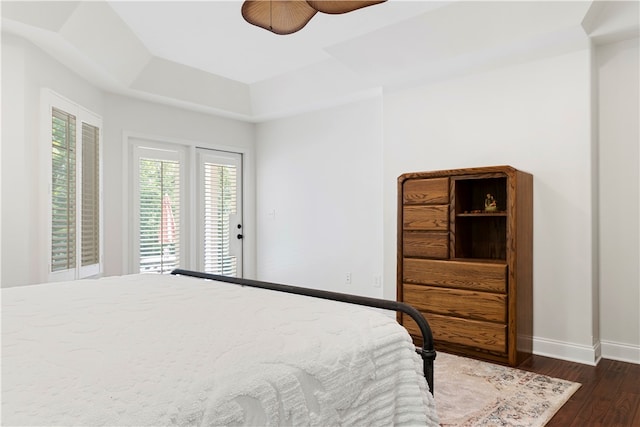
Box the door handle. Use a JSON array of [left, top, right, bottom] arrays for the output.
[[237, 234, 243, 239]]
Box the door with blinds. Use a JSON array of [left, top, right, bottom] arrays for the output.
[[132, 145, 184, 274], [131, 143, 242, 276], [197, 149, 243, 277]]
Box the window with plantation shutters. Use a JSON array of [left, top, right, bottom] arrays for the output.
[[51, 108, 77, 273], [47, 90, 102, 282], [200, 153, 241, 276]]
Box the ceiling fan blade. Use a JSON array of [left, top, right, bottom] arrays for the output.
[[306, 0, 387, 14], [242, 0, 317, 35]]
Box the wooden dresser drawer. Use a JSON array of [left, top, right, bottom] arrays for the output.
[[403, 205, 448, 231], [403, 231, 448, 259], [403, 259, 507, 293], [403, 177, 449, 205], [403, 312, 506, 354], [403, 284, 506, 322]]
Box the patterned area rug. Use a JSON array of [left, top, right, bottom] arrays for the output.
[[434, 352, 580, 426]]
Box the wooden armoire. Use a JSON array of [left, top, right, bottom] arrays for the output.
[[397, 166, 533, 366]]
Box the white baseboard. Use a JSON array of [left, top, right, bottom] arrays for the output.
[[601, 340, 640, 364], [532, 336, 600, 365], [533, 337, 640, 365]]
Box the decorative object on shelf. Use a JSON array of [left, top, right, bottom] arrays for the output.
[[241, 0, 387, 35], [484, 193, 497, 212]]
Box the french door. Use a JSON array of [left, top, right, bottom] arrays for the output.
[[132, 144, 185, 274], [131, 141, 242, 277], [196, 149, 243, 276]]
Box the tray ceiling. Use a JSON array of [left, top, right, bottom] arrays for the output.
[[2, 1, 637, 122]]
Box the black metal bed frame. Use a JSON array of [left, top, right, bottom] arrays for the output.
[[171, 269, 436, 394]]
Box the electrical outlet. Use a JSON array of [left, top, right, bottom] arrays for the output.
[[373, 275, 382, 288], [345, 272, 352, 284]]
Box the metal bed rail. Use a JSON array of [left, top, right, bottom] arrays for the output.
[[171, 269, 436, 394]]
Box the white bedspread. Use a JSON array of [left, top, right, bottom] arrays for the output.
[[2, 274, 438, 426]]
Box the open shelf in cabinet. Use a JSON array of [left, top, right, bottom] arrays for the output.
[[453, 176, 507, 260], [454, 215, 507, 260], [454, 176, 507, 214]]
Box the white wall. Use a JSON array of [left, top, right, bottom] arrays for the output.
[[597, 37, 640, 363], [1, 33, 103, 287], [255, 97, 384, 297], [0, 33, 256, 285], [254, 45, 639, 364], [103, 94, 256, 278], [383, 49, 598, 363]]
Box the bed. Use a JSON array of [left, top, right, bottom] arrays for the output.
[[2, 270, 438, 426]]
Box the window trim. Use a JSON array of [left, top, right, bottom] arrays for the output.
[[43, 89, 103, 282]]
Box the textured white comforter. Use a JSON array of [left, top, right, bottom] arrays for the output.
[[2, 274, 438, 426]]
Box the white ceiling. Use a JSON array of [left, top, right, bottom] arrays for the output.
[[108, 0, 447, 84], [2, 1, 638, 121]]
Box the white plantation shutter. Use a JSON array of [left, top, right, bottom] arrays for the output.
[[48, 90, 102, 281], [81, 123, 100, 269], [135, 147, 182, 274], [51, 107, 77, 272], [198, 150, 242, 277]]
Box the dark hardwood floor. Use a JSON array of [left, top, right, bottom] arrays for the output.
[[516, 355, 640, 426]]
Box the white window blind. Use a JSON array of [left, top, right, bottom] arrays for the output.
[[202, 160, 238, 276], [51, 107, 77, 272], [137, 156, 181, 274]]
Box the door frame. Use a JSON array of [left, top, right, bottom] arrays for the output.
[[122, 131, 255, 278]]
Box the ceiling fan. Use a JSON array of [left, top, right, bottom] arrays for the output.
[[241, 0, 387, 35]]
